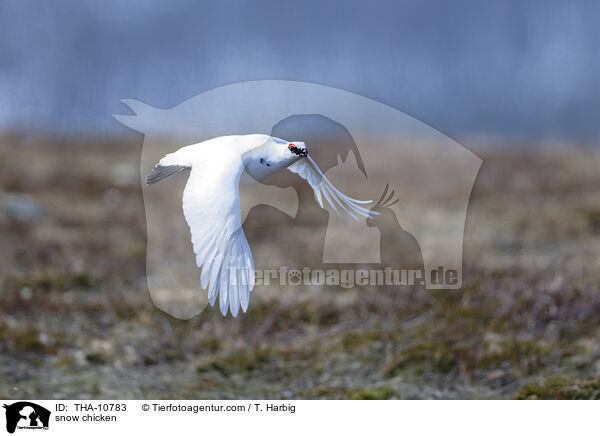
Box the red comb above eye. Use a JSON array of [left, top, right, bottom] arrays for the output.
[[288, 144, 294, 148]]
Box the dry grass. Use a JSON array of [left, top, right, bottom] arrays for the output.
[[1, 134, 599, 399]]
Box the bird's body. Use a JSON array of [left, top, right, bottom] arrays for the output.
[[146, 134, 375, 317]]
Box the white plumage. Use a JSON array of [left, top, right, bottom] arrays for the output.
[[146, 134, 375, 317]]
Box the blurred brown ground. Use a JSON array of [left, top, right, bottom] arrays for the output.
[[1, 134, 600, 399]]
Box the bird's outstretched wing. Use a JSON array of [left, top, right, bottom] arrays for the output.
[[182, 162, 254, 317], [288, 156, 375, 219]]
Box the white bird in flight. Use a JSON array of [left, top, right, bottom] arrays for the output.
[[146, 134, 376, 317]]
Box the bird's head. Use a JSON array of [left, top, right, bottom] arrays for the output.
[[267, 138, 307, 168], [253, 137, 308, 177]]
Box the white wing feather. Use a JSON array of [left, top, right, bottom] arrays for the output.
[[182, 160, 254, 317], [288, 156, 374, 219]]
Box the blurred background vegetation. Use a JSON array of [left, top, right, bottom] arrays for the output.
[[1, 1, 599, 399], [1, 134, 599, 399]]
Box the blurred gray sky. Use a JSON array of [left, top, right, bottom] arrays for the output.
[[0, 0, 598, 143]]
